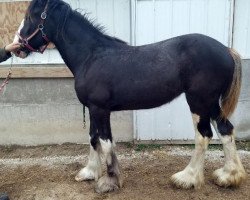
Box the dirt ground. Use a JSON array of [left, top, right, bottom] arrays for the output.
[[0, 143, 249, 200]]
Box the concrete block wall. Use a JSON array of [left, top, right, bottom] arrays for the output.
[[0, 78, 133, 145], [231, 60, 250, 140]]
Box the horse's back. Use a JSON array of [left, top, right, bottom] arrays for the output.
[[129, 33, 234, 94]]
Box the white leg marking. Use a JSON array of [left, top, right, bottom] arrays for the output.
[[96, 139, 122, 193], [212, 122, 246, 187], [75, 144, 102, 182], [171, 114, 209, 189], [100, 139, 113, 165]]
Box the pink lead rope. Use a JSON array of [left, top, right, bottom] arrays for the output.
[[0, 56, 13, 93]]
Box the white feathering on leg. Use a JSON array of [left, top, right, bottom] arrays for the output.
[[171, 114, 209, 189], [211, 126, 247, 187], [75, 144, 102, 182]]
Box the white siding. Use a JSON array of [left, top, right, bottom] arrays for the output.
[[233, 0, 250, 59], [135, 0, 232, 45], [135, 96, 196, 141], [134, 0, 232, 141], [2, 0, 131, 65]]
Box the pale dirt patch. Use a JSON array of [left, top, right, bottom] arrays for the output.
[[0, 144, 249, 200]]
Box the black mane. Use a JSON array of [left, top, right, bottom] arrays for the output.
[[71, 10, 127, 44]]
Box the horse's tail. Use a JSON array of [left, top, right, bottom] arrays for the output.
[[220, 48, 242, 119]]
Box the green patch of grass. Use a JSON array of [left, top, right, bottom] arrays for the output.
[[3, 146, 15, 153], [135, 144, 162, 152], [123, 142, 134, 149], [42, 146, 48, 151], [208, 144, 222, 151], [236, 141, 250, 151], [172, 141, 250, 151], [173, 144, 222, 151]]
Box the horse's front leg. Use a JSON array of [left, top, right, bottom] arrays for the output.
[[75, 108, 102, 182], [89, 106, 122, 193]]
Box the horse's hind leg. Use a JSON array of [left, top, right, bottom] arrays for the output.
[[171, 94, 212, 189], [171, 114, 211, 189], [86, 105, 122, 193], [75, 110, 102, 182], [211, 105, 246, 187]]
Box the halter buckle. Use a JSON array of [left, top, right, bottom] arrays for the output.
[[38, 24, 44, 30], [41, 12, 47, 20]]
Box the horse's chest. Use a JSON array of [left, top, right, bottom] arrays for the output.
[[74, 81, 89, 104], [75, 78, 111, 107]]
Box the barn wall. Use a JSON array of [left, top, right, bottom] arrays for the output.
[[0, 78, 133, 145], [1, 0, 131, 65], [134, 0, 231, 141], [135, 0, 232, 46], [233, 0, 250, 59], [231, 60, 250, 140], [0, 0, 133, 145], [0, 1, 29, 48], [0, 0, 249, 145]]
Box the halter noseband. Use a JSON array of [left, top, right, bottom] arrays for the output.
[[17, 1, 50, 54]]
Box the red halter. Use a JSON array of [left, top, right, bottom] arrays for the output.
[[17, 1, 50, 54]]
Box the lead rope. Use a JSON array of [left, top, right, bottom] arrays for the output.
[[0, 56, 13, 94], [83, 105, 86, 129]]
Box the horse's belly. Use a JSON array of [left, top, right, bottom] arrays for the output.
[[111, 85, 183, 111]]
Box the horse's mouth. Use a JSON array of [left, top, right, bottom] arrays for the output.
[[15, 48, 30, 59]]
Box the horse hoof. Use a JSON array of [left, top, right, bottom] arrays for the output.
[[171, 169, 204, 189], [95, 175, 121, 194], [75, 167, 101, 182], [0, 193, 10, 200], [213, 167, 247, 187]]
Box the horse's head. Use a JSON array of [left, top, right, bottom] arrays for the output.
[[17, 0, 52, 58]]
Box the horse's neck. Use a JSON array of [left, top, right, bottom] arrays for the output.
[[51, 12, 121, 76], [53, 32, 96, 76], [53, 39, 90, 76]]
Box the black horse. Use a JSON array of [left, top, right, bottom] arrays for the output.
[[17, 0, 246, 193]]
